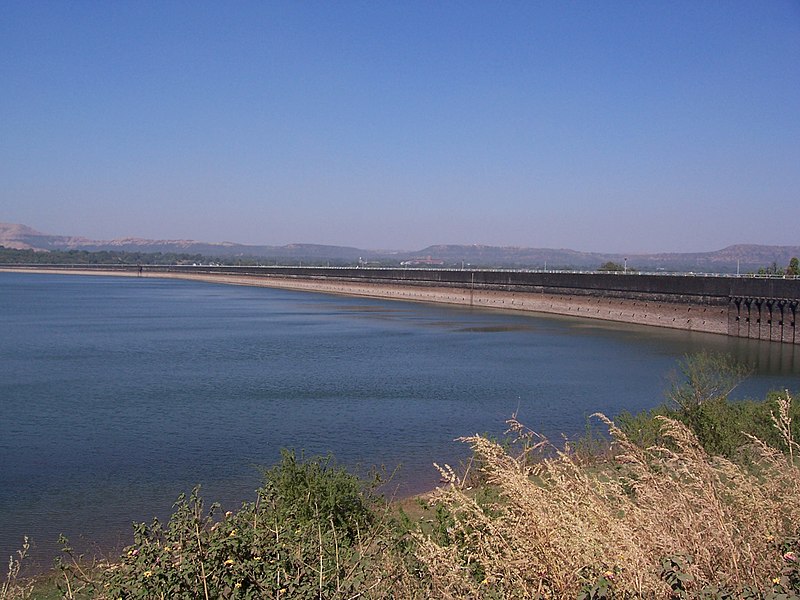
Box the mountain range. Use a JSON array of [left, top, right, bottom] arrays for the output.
[[1, 221, 798, 273]]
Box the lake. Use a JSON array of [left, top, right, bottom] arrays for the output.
[[1, 272, 798, 569]]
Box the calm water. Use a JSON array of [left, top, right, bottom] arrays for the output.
[[1, 272, 799, 568]]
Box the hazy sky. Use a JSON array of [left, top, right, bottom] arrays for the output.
[[2, 2, 798, 252]]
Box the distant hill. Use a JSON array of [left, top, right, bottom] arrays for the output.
[[0, 222, 381, 263], [1, 221, 798, 273], [408, 243, 800, 273]]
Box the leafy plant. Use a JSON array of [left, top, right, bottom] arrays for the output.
[[55, 451, 419, 599], [258, 449, 377, 541], [659, 555, 694, 598], [667, 351, 752, 412]]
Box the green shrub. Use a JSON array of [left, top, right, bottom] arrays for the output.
[[667, 351, 752, 412], [615, 352, 798, 462], [258, 449, 376, 542], [680, 392, 799, 458], [616, 405, 676, 449], [61, 451, 408, 599]]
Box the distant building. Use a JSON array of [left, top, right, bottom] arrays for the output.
[[400, 257, 445, 267]]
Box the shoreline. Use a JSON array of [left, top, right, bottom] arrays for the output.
[[0, 266, 731, 337]]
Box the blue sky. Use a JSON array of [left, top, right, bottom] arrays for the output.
[[2, 1, 798, 252]]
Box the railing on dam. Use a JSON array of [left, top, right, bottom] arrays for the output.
[[137, 264, 799, 301]]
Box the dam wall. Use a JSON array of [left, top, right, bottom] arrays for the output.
[[4, 265, 799, 344]]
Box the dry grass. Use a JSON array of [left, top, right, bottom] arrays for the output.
[[1, 538, 33, 600], [413, 392, 800, 598]]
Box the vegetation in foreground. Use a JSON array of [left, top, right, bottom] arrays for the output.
[[3, 353, 799, 599]]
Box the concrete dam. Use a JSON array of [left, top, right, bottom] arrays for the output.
[[7, 265, 797, 345]]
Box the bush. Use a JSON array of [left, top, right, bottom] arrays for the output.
[[58, 451, 418, 599], [667, 351, 752, 412], [615, 353, 798, 462], [616, 391, 800, 462], [258, 449, 376, 542], [616, 405, 677, 449]]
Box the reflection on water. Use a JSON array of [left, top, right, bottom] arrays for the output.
[[0, 272, 798, 570], [457, 325, 539, 333], [726, 339, 798, 375]]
